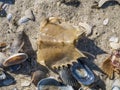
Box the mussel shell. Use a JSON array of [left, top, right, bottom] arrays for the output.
[[18, 16, 30, 25], [71, 61, 95, 86], [3, 53, 28, 67], [0, 70, 6, 80], [37, 77, 61, 90], [9, 64, 21, 72], [56, 66, 79, 86]]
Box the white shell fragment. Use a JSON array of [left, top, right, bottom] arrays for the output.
[[110, 42, 120, 49], [21, 80, 31, 87], [112, 79, 120, 90], [103, 18, 109, 25], [25, 9, 35, 21], [0, 70, 6, 80], [18, 16, 30, 25], [7, 13, 12, 22], [109, 36, 118, 43], [79, 22, 93, 36]]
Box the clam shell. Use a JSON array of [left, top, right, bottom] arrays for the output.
[[71, 61, 95, 85], [31, 70, 47, 86], [56, 66, 79, 86], [3, 53, 28, 67], [18, 16, 30, 25], [37, 77, 61, 90]]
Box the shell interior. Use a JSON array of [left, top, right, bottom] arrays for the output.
[[3, 53, 28, 67]]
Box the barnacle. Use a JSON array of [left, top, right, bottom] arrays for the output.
[[37, 17, 86, 68]]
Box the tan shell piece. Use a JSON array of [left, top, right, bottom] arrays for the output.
[[102, 56, 114, 79], [37, 17, 86, 68]]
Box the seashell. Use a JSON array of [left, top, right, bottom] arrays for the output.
[[37, 77, 61, 90], [3, 53, 28, 67], [71, 61, 95, 86], [109, 36, 118, 43], [10, 31, 24, 54], [79, 22, 93, 36], [25, 9, 35, 21], [7, 13, 12, 22], [103, 18, 109, 25], [18, 16, 30, 25], [31, 70, 47, 86], [37, 17, 86, 68], [21, 79, 31, 87], [110, 42, 120, 50], [2, 78, 15, 86], [56, 65, 80, 87], [102, 56, 114, 79], [0, 69, 6, 80], [9, 64, 21, 72], [112, 79, 120, 90], [0, 52, 7, 67]]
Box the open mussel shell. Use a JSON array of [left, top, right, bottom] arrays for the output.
[[3, 53, 28, 67], [56, 65, 79, 87], [71, 61, 95, 86], [37, 77, 62, 90]]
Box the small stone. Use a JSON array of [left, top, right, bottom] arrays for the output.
[[21, 79, 31, 87], [3, 78, 15, 85], [103, 18, 109, 25], [109, 36, 118, 43]]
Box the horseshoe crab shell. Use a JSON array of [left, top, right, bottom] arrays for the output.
[[71, 61, 95, 86], [37, 17, 86, 68], [37, 77, 61, 90], [56, 65, 80, 87], [3, 53, 28, 67]]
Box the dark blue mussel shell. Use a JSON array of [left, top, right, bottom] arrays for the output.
[[37, 77, 62, 90], [56, 66, 80, 87], [71, 60, 95, 86]]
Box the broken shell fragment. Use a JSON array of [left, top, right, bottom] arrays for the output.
[[3, 53, 28, 67], [56, 66, 79, 87], [0, 69, 6, 80], [31, 70, 47, 86], [37, 77, 61, 90], [71, 61, 95, 86], [7, 13, 12, 22], [25, 9, 35, 21], [103, 18, 109, 25], [110, 42, 120, 50], [0, 52, 7, 67], [18, 16, 30, 25], [109, 36, 118, 43], [112, 79, 120, 90]]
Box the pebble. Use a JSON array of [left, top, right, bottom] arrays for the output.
[[18, 16, 30, 25], [3, 78, 15, 85], [109, 36, 119, 43], [103, 18, 109, 25], [25, 9, 35, 21]]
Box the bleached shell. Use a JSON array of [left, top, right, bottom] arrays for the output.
[[7, 13, 12, 22], [103, 18, 109, 25], [25, 9, 35, 21], [3, 53, 28, 67], [109, 36, 118, 43], [79, 22, 93, 36], [18, 16, 30, 25], [110, 42, 120, 49]]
